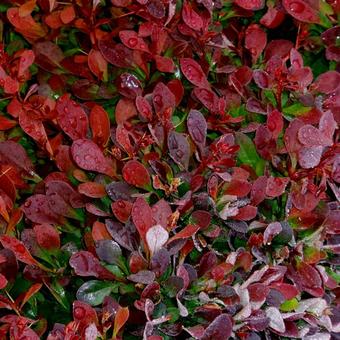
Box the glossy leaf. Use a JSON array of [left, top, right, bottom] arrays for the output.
[[56, 94, 89, 141], [180, 58, 209, 88], [0, 235, 38, 266], [71, 139, 116, 177], [131, 198, 153, 242], [122, 160, 151, 189], [89, 105, 110, 147]]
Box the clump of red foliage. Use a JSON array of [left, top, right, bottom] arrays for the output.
[[0, 0, 339, 339]]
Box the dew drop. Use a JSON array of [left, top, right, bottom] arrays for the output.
[[128, 38, 138, 47], [289, 1, 304, 13], [176, 150, 184, 158], [24, 200, 32, 208], [74, 306, 86, 319], [117, 201, 126, 208]]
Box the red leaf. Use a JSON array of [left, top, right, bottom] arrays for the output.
[[7, 8, 46, 42], [270, 283, 299, 300], [245, 24, 267, 62], [0, 235, 38, 266], [152, 199, 172, 229], [98, 40, 133, 68], [70, 251, 116, 280], [56, 94, 89, 141], [0, 274, 8, 289], [282, 0, 319, 23], [22, 194, 61, 224], [33, 224, 60, 249], [115, 98, 137, 124], [0, 116, 17, 130], [152, 82, 176, 115], [131, 197, 153, 242], [119, 30, 150, 53], [298, 124, 329, 147], [167, 79, 184, 106], [253, 70, 271, 89], [60, 5, 75, 24], [298, 146, 323, 169], [167, 131, 190, 170], [154, 55, 175, 73], [167, 224, 200, 243], [116, 124, 134, 155], [263, 222, 282, 245], [267, 109, 283, 139], [266, 177, 289, 198], [122, 160, 151, 189], [251, 176, 267, 205], [19, 110, 52, 155], [182, 2, 203, 31], [17, 50, 35, 78], [201, 314, 232, 340], [78, 182, 106, 198], [136, 96, 153, 121], [0, 141, 34, 174], [180, 58, 209, 88], [234, 205, 257, 220], [187, 110, 207, 151], [19, 283, 42, 309], [88, 49, 108, 81], [116, 73, 142, 99], [111, 200, 132, 223], [313, 71, 340, 94], [234, 0, 264, 10], [193, 88, 220, 113], [248, 283, 270, 302], [260, 6, 285, 28], [319, 110, 337, 142], [113, 307, 129, 337], [89, 105, 110, 147], [92, 221, 112, 242], [71, 139, 116, 178], [72, 301, 98, 333]]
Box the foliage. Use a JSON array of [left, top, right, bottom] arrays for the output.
[[0, 0, 339, 339]]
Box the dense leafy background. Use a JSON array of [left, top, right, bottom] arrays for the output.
[[0, 0, 339, 339]]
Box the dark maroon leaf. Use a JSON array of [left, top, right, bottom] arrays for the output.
[[180, 58, 209, 88], [127, 270, 155, 284], [187, 109, 207, 151], [167, 131, 190, 170], [201, 314, 232, 340], [71, 139, 116, 177]]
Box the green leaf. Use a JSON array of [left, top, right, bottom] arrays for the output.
[[235, 132, 265, 176], [76, 280, 116, 306], [280, 298, 298, 312], [283, 103, 311, 118]]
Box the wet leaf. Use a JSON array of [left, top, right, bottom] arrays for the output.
[[187, 110, 207, 151], [56, 94, 89, 141], [168, 131, 190, 170], [131, 198, 153, 242], [0, 235, 38, 266], [71, 139, 116, 177], [122, 160, 151, 189], [76, 280, 115, 306], [89, 105, 110, 147], [180, 58, 209, 88]]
